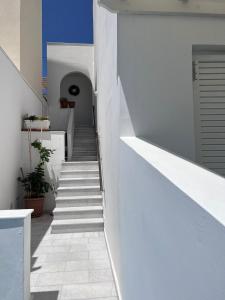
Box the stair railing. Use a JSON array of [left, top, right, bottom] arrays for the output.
[[96, 133, 103, 192], [66, 108, 75, 161], [93, 105, 103, 192]]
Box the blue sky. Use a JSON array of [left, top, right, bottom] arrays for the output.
[[42, 0, 93, 76]]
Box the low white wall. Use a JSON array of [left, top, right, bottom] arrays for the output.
[[0, 210, 33, 300], [118, 137, 225, 300], [21, 131, 65, 212], [47, 44, 94, 130], [100, 0, 225, 15], [0, 48, 45, 209]]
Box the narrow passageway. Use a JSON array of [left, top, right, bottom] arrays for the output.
[[31, 215, 118, 300]]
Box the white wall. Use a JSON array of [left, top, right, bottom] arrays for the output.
[[0, 0, 20, 69], [95, 4, 124, 295], [95, 1, 225, 299], [100, 0, 225, 15], [0, 48, 45, 209], [20, 0, 42, 94], [119, 137, 225, 300], [118, 14, 225, 160], [0, 210, 32, 300], [0, 0, 42, 94], [47, 44, 94, 130]]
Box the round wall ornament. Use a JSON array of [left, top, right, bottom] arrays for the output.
[[68, 85, 80, 96]]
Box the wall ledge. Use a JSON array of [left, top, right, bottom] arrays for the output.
[[0, 210, 33, 219], [121, 137, 225, 228], [99, 0, 225, 16]]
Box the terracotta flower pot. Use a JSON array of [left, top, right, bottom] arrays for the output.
[[60, 98, 69, 109], [25, 197, 44, 218], [68, 101, 76, 108]]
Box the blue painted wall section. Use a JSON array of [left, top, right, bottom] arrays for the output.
[[42, 0, 93, 76]]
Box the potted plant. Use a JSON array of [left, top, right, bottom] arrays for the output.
[[68, 101, 76, 108], [60, 97, 69, 109], [24, 115, 50, 131], [18, 140, 55, 217]]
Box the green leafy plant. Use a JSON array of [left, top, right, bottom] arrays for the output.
[[18, 140, 55, 198], [24, 115, 49, 121]]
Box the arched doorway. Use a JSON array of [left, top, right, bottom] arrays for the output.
[[60, 72, 93, 127]]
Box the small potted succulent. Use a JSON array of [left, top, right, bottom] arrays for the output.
[[18, 140, 55, 217], [24, 115, 50, 131]]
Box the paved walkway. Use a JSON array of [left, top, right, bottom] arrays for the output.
[[31, 214, 118, 300]]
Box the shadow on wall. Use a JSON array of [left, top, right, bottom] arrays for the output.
[[116, 17, 197, 161]]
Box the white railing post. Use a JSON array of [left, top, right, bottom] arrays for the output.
[[67, 108, 75, 161]]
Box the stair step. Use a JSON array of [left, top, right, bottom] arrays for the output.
[[72, 153, 97, 156], [51, 218, 104, 233], [60, 170, 99, 178], [73, 148, 97, 151], [72, 150, 97, 153], [72, 157, 97, 161], [56, 195, 103, 207], [74, 132, 96, 138], [57, 186, 101, 197], [59, 178, 100, 187], [62, 161, 99, 171], [74, 139, 96, 143], [53, 206, 103, 220]]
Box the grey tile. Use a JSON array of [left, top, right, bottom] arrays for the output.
[[70, 251, 89, 261], [65, 259, 110, 272], [89, 250, 109, 260], [89, 269, 113, 283], [33, 245, 70, 255], [31, 215, 118, 300], [36, 271, 89, 286], [61, 282, 117, 299], [32, 262, 66, 274]]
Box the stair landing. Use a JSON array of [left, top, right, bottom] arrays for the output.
[[31, 215, 118, 300]]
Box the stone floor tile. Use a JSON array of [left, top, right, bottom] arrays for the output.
[[89, 250, 109, 260], [87, 242, 107, 251], [61, 282, 117, 299], [70, 250, 89, 261], [32, 262, 66, 274], [89, 269, 113, 283], [31, 215, 118, 300], [65, 259, 110, 272], [33, 245, 70, 255], [35, 271, 89, 286], [44, 253, 72, 263], [31, 274, 39, 287]]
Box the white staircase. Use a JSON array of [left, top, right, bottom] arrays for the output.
[[52, 127, 104, 234]]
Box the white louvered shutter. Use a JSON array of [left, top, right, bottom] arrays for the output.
[[193, 55, 225, 177]]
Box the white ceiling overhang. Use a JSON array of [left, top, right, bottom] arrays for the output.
[[98, 0, 225, 16]]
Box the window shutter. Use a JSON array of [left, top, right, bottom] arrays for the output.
[[194, 55, 225, 176]]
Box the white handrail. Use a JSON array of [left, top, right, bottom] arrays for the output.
[[67, 108, 75, 161]]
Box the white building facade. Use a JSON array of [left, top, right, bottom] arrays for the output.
[[94, 1, 225, 299]]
